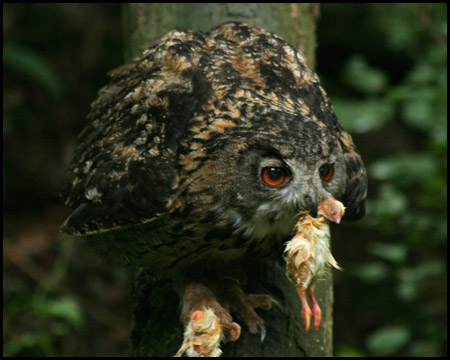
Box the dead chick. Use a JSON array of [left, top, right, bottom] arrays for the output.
[[284, 199, 345, 332]]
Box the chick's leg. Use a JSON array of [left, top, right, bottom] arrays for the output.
[[296, 285, 312, 332], [307, 287, 322, 332], [296, 285, 322, 332]]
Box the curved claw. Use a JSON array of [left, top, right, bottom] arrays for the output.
[[257, 322, 266, 343], [248, 321, 266, 342], [271, 298, 283, 311]]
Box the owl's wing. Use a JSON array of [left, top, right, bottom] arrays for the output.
[[336, 130, 367, 221], [60, 150, 175, 235], [61, 54, 187, 235], [60, 153, 174, 236], [61, 28, 219, 236]]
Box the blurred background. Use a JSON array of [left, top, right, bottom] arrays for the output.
[[3, 3, 446, 357]]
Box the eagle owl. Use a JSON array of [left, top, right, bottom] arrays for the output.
[[61, 22, 367, 356]]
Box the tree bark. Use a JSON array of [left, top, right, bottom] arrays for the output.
[[124, 3, 333, 356]]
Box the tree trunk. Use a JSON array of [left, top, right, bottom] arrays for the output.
[[125, 3, 333, 357]]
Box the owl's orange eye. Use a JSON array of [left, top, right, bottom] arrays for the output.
[[262, 167, 288, 186], [319, 164, 334, 182]]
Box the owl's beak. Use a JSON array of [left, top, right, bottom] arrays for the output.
[[304, 185, 318, 218]]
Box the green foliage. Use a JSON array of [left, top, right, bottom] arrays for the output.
[[3, 238, 85, 357], [343, 55, 389, 95], [333, 95, 393, 133], [3, 42, 67, 203], [321, 3, 446, 357], [3, 295, 84, 357], [366, 325, 411, 356], [31, 295, 84, 330], [3, 43, 66, 99]]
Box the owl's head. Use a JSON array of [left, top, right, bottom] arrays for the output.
[[183, 112, 359, 240], [231, 125, 348, 220]]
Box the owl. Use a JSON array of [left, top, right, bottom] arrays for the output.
[[61, 22, 367, 356]]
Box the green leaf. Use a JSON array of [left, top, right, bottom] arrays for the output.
[[3, 332, 56, 357], [372, 183, 408, 217], [335, 344, 366, 357], [3, 43, 66, 99], [367, 325, 411, 355], [332, 98, 393, 133], [370, 153, 438, 182], [368, 242, 408, 263], [351, 262, 389, 283], [342, 55, 389, 94], [32, 296, 84, 329]]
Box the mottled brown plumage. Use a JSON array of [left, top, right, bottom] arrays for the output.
[[61, 22, 367, 356]]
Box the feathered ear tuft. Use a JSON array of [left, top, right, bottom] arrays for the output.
[[338, 132, 368, 221]]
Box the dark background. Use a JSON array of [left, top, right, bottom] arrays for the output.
[[3, 3, 446, 356]]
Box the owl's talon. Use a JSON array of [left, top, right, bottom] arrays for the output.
[[247, 321, 266, 341], [257, 322, 267, 343], [271, 298, 283, 311], [246, 294, 277, 311]]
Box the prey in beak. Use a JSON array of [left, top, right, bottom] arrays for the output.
[[284, 199, 345, 332], [318, 198, 345, 224]]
